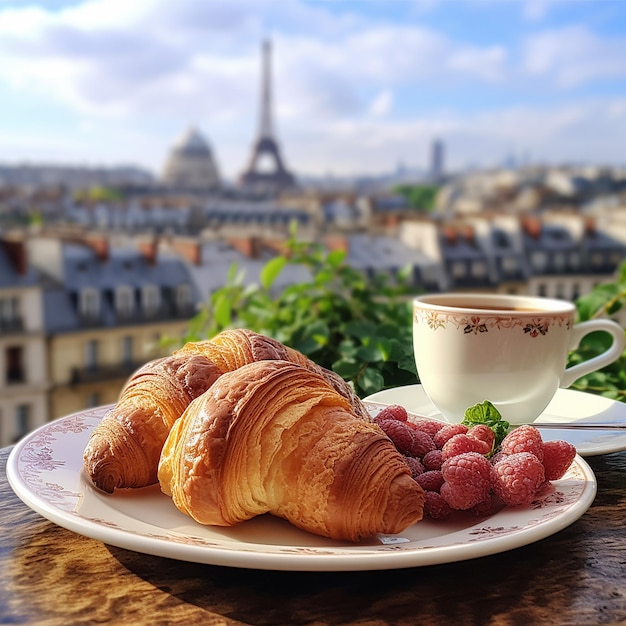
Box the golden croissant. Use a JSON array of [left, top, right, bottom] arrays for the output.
[[158, 360, 425, 541], [176, 328, 370, 421], [83, 354, 222, 493]]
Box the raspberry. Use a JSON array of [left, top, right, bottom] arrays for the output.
[[542, 440, 576, 481], [404, 455, 425, 479], [468, 424, 495, 451], [490, 450, 509, 466], [441, 452, 492, 510], [422, 449, 443, 470], [415, 470, 444, 493], [501, 425, 544, 462], [409, 419, 445, 437], [491, 452, 546, 506], [375, 404, 408, 422], [442, 433, 490, 460], [433, 423, 468, 449], [470, 496, 495, 517], [408, 429, 436, 458], [378, 419, 414, 454], [423, 491, 452, 519]]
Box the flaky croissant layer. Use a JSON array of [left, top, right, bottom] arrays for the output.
[[158, 360, 425, 541]]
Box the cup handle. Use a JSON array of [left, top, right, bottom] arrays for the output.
[[560, 319, 626, 388]]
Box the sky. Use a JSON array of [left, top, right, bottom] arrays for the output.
[[0, 0, 626, 181]]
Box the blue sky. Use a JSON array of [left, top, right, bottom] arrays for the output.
[[0, 0, 625, 180]]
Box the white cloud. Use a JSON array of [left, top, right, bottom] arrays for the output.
[[522, 26, 626, 87], [369, 90, 393, 117], [0, 0, 624, 176]]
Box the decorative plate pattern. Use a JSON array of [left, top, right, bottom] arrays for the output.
[[7, 406, 596, 572]]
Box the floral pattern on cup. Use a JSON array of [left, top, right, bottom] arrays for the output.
[[414, 309, 572, 336]]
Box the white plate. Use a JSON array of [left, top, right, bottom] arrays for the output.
[[365, 385, 626, 457], [7, 406, 596, 572]]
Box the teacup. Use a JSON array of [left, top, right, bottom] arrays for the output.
[[413, 293, 626, 424]]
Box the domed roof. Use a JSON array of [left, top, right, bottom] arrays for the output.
[[162, 126, 221, 191], [173, 127, 213, 157]]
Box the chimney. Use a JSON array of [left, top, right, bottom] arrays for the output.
[[228, 236, 262, 259], [1, 238, 28, 276], [441, 225, 458, 246], [170, 237, 202, 265], [84, 234, 110, 262], [521, 215, 542, 240], [138, 238, 158, 266], [323, 235, 349, 254]]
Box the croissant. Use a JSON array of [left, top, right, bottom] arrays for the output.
[[177, 329, 370, 421], [83, 354, 222, 493], [158, 360, 425, 541]]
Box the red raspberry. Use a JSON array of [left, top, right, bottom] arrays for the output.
[[375, 404, 408, 422], [468, 424, 495, 451], [422, 449, 443, 470], [442, 433, 490, 460], [491, 452, 545, 506], [423, 491, 452, 519], [470, 496, 495, 517], [501, 425, 544, 462], [416, 470, 444, 493], [408, 430, 436, 458], [490, 450, 509, 466], [409, 419, 445, 437], [433, 423, 468, 449], [378, 419, 414, 454], [440, 452, 492, 510], [404, 455, 425, 480], [542, 440, 576, 481]]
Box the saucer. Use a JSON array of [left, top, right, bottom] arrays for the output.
[[364, 385, 626, 457]]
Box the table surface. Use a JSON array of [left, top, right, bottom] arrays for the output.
[[1, 445, 625, 626]]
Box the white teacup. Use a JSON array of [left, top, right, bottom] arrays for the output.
[[413, 293, 626, 424]]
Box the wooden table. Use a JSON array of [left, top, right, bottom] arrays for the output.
[[1, 446, 625, 625]]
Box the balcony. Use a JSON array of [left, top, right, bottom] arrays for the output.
[[69, 361, 145, 386]]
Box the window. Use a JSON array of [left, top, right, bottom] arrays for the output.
[[80, 289, 100, 319], [0, 297, 20, 324], [531, 251, 547, 272], [553, 253, 566, 272], [502, 256, 518, 273], [121, 336, 133, 365], [142, 285, 160, 316], [590, 253, 605, 268], [176, 284, 191, 311], [85, 339, 99, 371], [471, 261, 487, 278], [451, 261, 466, 278], [115, 286, 134, 317], [6, 346, 25, 384], [15, 404, 30, 441]]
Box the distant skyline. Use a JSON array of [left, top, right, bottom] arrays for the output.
[[1, 0, 626, 180]]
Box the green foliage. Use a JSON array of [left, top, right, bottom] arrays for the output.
[[73, 186, 123, 203], [462, 400, 510, 452], [183, 236, 626, 404], [184, 236, 418, 398], [392, 184, 439, 212], [568, 260, 626, 401]]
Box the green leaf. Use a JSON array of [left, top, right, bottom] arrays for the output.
[[462, 400, 510, 451], [213, 293, 232, 329], [356, 345, 384, 363], [260, 256, 287, 290], [358, 367, 385, 396]]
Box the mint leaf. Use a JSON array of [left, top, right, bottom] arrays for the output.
[[462, 400, 511, 452]]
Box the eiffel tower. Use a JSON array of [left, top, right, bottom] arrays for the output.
[[239, 40, 296, 193]]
